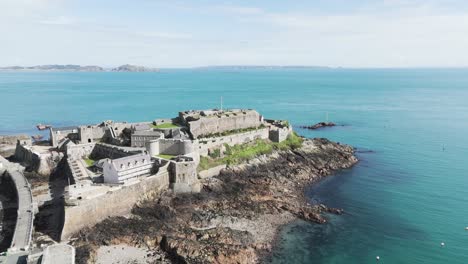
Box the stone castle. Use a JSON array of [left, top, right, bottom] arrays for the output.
[[10, 108, 293, 242]]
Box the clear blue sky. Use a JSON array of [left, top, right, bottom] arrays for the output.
[[1, 0, 468, 68]]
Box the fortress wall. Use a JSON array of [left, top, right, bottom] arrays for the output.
[[197, 127, 270, 156], [158, 139, 196, 156], [14, 144, 63, 176], [269, 126, 292, 143], [66, 143, 96, 159], [90, 143, 142, 160], [188, 111, 262, 138], [79, 126, 105, 144], [5, 169, 35, 252], [61, 172, 169, 240]]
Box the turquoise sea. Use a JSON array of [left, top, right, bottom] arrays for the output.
[[1, 69, 468, 263]]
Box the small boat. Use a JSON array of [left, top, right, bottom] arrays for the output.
[[32, 135, 44, 141], [36, 124, 51, 130]]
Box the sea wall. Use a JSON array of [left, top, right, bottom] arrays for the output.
[[197, 127, 269, 156], [61, 172, 169, 240]]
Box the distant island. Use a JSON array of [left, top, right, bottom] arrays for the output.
[[111, 64, 159, 72], [0, 64, 159, 72], [196, 65, 334, 70]]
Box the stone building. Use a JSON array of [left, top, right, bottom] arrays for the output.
[[131, 130, 164, 147], [102, 153, 153, 184], [50, 126, 79, 147], [179, 109, 264, 139], [169, 156, 200, 193]]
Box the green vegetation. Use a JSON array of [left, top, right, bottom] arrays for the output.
[[151, 123, 179, 129], [197, 132, 303, 171], [157, 154, 175, 160], [209, 148, 221, 159], [199, 124, 266, 138], [84, 158, 95, 167], [198, 156, 225, 172]]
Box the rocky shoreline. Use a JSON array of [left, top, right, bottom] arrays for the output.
[[72, 138, 358, 264], [300, 122, 336, 130]]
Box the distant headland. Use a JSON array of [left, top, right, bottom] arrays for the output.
[[0, 64, 159, 72]]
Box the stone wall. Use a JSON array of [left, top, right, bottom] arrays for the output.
[[60, 172, 169, 240], [158, 139, 196, 156], [269, 126, 292, 143], [3, 168, 35, 252], [169, 160, 199, 193], [90, 143, 143, 160], [78, 126, 106, 144], [197, 127, 270, 156], [14, 144, 63, 176], [66, 143, 96, 160], [183, 110, 263, 139]]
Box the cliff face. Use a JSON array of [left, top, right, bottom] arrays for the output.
[[73, 138, 357, 264]]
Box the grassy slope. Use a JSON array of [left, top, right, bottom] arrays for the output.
[[198, 133, 303, 171]]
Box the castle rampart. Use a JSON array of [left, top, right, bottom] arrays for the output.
[[197, 127, 270, 156], [60, 172, 169, 240], [180, 109, 263, 139]]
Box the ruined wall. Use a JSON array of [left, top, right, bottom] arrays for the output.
[[197, 127, 270, 156], [60, 172, 169, 240], [14, 144, 63, 176], [187, 111, 263, 138]]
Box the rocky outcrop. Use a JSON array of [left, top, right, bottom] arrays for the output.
[[301, 122, 336, 130], [72, 138, 357, 264]]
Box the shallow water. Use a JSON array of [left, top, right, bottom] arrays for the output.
[[1, 69, 467, 263]]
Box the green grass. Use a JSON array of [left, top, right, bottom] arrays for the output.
[[197, 132, 303, 171], [157, 154, 175, 160], [198, 156, 226, 172], [151, 123, 179, 129], [84, 158, 95, 167]]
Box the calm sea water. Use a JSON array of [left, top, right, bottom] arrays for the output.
[[1, 69, 468, 263]]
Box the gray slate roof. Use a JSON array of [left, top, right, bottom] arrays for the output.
[[109, 153, 151, 172]]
